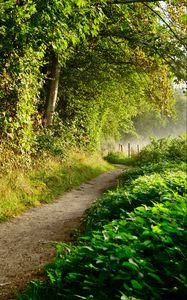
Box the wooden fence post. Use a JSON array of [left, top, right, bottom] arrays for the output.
[[128, 143, 131, 157]]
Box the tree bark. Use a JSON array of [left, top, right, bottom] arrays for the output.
[[45, 54, 61, 126]]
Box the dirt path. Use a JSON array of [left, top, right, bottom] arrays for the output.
[[0, 168, 125, 300]]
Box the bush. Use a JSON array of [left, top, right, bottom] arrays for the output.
[[35, 123, 76, 158], [84, 169, 187, 232], [19, 193, 187, 300], [137, 135, 187, 164], [119, 161, 187, 184]]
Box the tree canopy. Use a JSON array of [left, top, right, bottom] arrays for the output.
[[0, 0, 186, 154]]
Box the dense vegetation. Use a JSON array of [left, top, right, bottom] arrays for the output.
[[1, 0, 186, 221], [1, 2, 186, 298], [0, 0, 186, 157], [104, 151, 136, 165], [137, 134, 187, 163], [18, 135, 187, 300], [0, 152, 112, 221]]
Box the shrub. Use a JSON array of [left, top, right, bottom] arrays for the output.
[[137, 135, 187, 164], [119, 161, 187, 184], [84, 169, 187, 232], [19, 193, 187, 300]]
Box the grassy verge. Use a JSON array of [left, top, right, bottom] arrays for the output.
[[0, 151, 113, 221], [104, 151, 136, 165]]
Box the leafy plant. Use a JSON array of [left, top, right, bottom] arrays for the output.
[[137, 135, 187, 164], [119, 161, 187, 184], [18, 157, 187, 300], [18, 190, 187, 300], [84, 168, 187, 232]]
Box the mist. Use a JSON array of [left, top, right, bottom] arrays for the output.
[[103, 88, 187, 156]]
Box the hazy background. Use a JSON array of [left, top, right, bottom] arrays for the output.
[[103, 88, 187, 155]]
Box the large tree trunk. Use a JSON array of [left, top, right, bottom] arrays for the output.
[[45, 54, 61, 126]]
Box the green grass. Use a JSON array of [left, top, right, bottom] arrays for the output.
[[104, 151, 136, 165], [0, 151, 113, 221]]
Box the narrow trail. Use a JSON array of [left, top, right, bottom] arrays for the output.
[[0, 167, 125, 300]]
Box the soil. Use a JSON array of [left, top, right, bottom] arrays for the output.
[[0, 167, 125, 300]]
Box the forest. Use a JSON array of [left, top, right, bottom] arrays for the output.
[[0, 0, 187, 299]]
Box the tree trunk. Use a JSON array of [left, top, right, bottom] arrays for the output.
[[45, 54, 61, 126]]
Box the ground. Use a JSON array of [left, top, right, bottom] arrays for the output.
[[0, 168, 125, 300]]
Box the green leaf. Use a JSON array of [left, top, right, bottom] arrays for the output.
[[131, 280, 142, 290], [120, 294, 129, 300], [181, 14, 187, 21], [122, 262, 137, 270], [148, 272, 162, 282]]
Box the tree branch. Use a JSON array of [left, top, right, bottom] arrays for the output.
[[143, 3, 185, 47]]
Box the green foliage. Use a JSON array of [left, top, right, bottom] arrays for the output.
[[57, 49, 176, 150], [104, 152, 136, 165], [18, 162, 187, 300], [119, 161, 187, 184], [130, 89, 187, 139], [35, 120, 76, 158], [84, 168, 187, 232], [0, 152, 112, 221], [137, 135, 187, 164], [14, 49, 45, 154], [18, 134, 187, 300], [0, 0, 106, 154], [1, 0, 186, 156]]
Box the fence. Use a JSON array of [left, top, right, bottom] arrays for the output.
[[118, 143, 140, 157]]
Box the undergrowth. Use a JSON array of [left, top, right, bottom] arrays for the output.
[[0, 151, 112, 221], [18, 135, 187, 300], [137, 134, 187, 164], [104, 151, 136, 165]]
